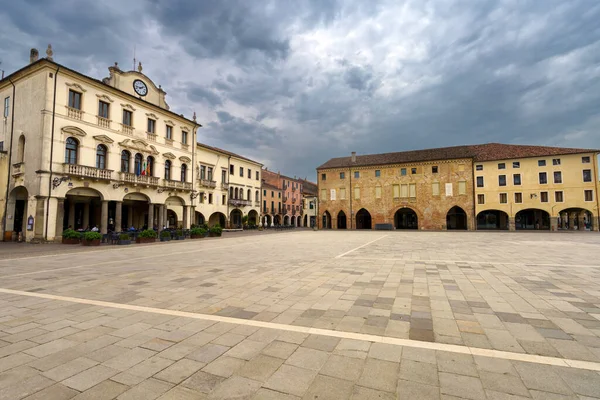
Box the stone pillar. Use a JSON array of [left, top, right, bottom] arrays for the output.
[[570, 212, 577, 230], [148, 203, 154, 229], [508, 216, 515, 231], [68, 201, 75, 228], [163, 205, 168, 228], [100, 201, 108, 234], [55, 198, 65, 237], [191, 206, 196, 226], [115, 201, 122, 232], [550, 216, 558, 231], [127, 205, 133, 227], [83, 202, 90, 230], [158, 204, 164, 231], [578, 212, 586, 231], [34, 196, 46, 239], [183, 205, 189, 229]]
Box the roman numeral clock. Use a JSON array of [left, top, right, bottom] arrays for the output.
[[133, 79, 148, 97]]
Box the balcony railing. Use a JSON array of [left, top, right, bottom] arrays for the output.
[[147, 132, 157, 142], [121, 124, 134, 136], [66, 106, 83, 120], [164, 179, 193, 191], [199, 179, 217, 188], [228, 199, 252, 207], [292, 197, 297, 203], [12, 162, 24, 177], [221, 182, 229, 190], [119, 172, 159, 186], [255, 201, 261, 207], [283, 196, 289, 202], [97, 116, 110, 129], [64, 163, 112, 180]]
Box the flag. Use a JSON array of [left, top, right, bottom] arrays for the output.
[[146, 160, 151, 176], [141, 161, 146, 175]]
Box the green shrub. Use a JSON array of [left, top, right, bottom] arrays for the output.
[[119, 233, 130, 240], [210, 224, 223, 235], [176, 229, 183, 237], [138, 229, 157, 238], [160, 230, 171, 238], [83, 231, 102, 241], [190, 227, 207, 236], [62, 229, 81, 239]]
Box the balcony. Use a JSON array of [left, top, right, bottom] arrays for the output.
[[97, 116, 110, 129], [63, 163, 112, 181], [283, 196, 289, 202], [228, 199, 252, 207], [147, 132, 157, 142], [164, 179, 193, 191], [221, 182, 229, 190], [263, 208, 270, 214], [199, 179, 217, 189], [119, 172, 159, 186], [255, 201, 261, 207], [292, 197, 297, 203], [66, 106, 83, 120], [12, 162, 24, 178], [292, 186, 297, 191], [121, 124, 134, 136]]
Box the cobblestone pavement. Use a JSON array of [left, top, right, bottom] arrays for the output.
[[0, 231, 599, 399]]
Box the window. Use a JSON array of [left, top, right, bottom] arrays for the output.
[[477, 194, 485, 204], [200, 165, 206, 180], [3, 96, 9, 118], [278, 192, 281, 198], [476, 165, 483, 171], [553, 158, 561, 166], [239, 166, 243, 177], [498, 175, 506, 186], [555, 191, 563, 202], [309, 201, 314, 209], [498, 163, 505, 169], [476, 176, 484, 187], [147, 118, 156, 133], [409, 183, 416, 198], [582, 156, 591, 163], [583, 169, 592, 182], [248, 168, 251, 178], [181, 164, 187, 182], [512, 162, 520, 168], [230, 164, 234, 174], [393, 184, 400, 198], [400, 184, 408, 198], [330, 189, 336, 200], [321, 189, 327, 200], [255, 191, 259, 202], [539, 172, 547, 184], [207, 167, 213, 181], [208, 193, 213, 204], [499, 193, 507, 204], [540, 191, 548, 202], [375, 186, 382, 198], [98, 101, 109, 118], [222, 170, 227, 183], [96, 145, 107, 169], [515, 193, 522, 203], [247, 189, 251, 201], [513, 174, 521, 185], [538, 160, 546, 167], [553, 171, 562, 184], [585, 190, 593, 201], [458, 164, 465, 172], [354, 171, 359, 178], [166, 125, 172, 140], [182, 131, 188, 144], [271, 191, 274, 197], [432, 182, 440, 196], [375, 170, 381, 177], [122, 110, 133, 126], [400, 168, 407, 176], [134, 153, 143, 175], [256, 171, 259, 180], [223, 195, 226, 205], [164, 160, 171, 180], [320, 173, 326, 181], [458, 181, 466, 195], [340, 188, 346, 199], [411, 168, 417, 174], [340, 172, 345, 179], [68, 90, 81, 109], [146, 156, 155, 176], [120, 150, 130, 172], [64, 137, 78, 164], [354, 187, 360, 199]]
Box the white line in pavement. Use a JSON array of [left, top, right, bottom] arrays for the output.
[[1, 287, 599, 372], [338, 256, 600, 268], [335, 235, 389, 259]]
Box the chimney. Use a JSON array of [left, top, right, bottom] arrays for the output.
[[30, 48, 39, 64], [351, 151, 356, 162]]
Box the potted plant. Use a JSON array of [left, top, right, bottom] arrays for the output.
[[117, 233, 131, 245], [209, 224, 223, 237], [136, 229, 157, 244], [81, 231, 102, 246], [174, 229, 185, 240], [61, 228, 81, 244], [160, 230, 171, 242], [190, 227, 207, 239]]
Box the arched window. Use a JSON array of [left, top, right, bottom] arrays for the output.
[[96, 145, 107, 169], [17, 135, 25, 163], [247, 189, 251, 201], [164, 160, 171, 180], [229, 187, 233, 199], [121, 150, 130, 173], [65, 137, 78, 164], [234, 187, 239, 199], [146, 156, 154, 176], [255, 190, 259, 202], [180, 163, 187, 182], [134, 153, 143, 176]]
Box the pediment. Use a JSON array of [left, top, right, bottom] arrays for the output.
[[164, 120, 174, 126], [96, 94, 114, 103], [66, 82, 87, 92], [118, 139, 158, 155], [121, 103, 136, 112], [61, 126, 87, 137], [179, 156, 191, 163], [146, 113, 159, 120], [93, 134, 114, 144], [131, 139, 149, 147], [162, 152, 176, 160]]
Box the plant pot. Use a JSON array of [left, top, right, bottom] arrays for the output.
[[136, 237, 155, 244], [209, 232, 222, 237], [81, 239, 100, 246], [190, 235, 204, 239], [62, 238, 80, 244], [160, 237, 170, 242], [117, 240, 131, 245]]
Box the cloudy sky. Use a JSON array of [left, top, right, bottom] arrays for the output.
[[2, 0, 600, 179]]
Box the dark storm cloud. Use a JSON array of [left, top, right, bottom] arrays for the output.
[[3, 0, 600, 179]]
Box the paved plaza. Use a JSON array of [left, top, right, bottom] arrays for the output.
[[1, 231, 600, 399]]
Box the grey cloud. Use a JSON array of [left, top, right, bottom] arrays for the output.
[[187, 85, 223, 107]]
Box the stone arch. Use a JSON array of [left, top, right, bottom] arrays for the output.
[[209, 212, 226, 227], [64, 187, 104, 231], [446, 206, 467, 230], [557, 207, 594, 231], [230, 208, 243, 228], [515, 208, 550, 230], [6, 186, 29, 234], [322, 211, 332, 229], [284, 215, 290, 225], [394, 207, 419, 229], [195, 211, 206, 226], [356, 208, 372, 229], [476, 209, 509, 230], [248, 209, 258, 225], [337, 211, 347, 229]]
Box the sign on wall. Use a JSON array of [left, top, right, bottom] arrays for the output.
[[330, 189, 336, 201], [445, 183, 453, 197]]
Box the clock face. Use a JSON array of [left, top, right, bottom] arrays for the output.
[[133, 79, 148, 96]]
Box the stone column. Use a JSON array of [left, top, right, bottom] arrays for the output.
[[550, 216, 558, 231], [127, 205, 133, 227], [83, 202, 90, 230], [148, 203, 154, 229], [68, 201, 75, 228], [190, 206, 196, 226], [578, 212, 586, 231], [163, 205, 168, 228], [34, 196, 46, 239], [508, 216, 515, 231], [55, 198, 65, 237], [100, 201, 108, 234], [183, 205, 189, 229], [115, 201, 122, 232], [570, 212, 577, 230], [158, 204, 164, 231]]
